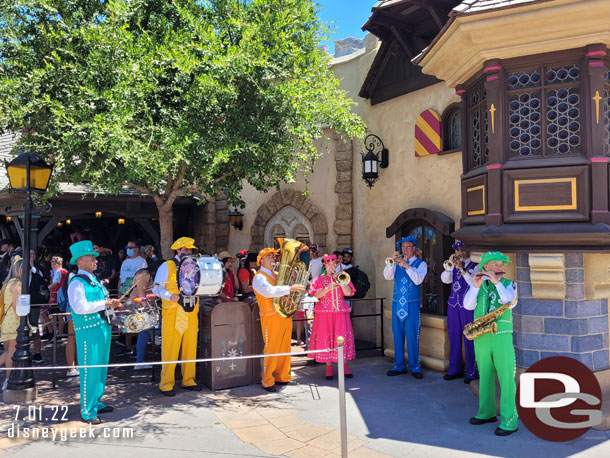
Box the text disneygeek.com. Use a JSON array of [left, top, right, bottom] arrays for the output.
[[5, 423, 134, 441]]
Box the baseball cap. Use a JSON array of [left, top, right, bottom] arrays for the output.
[[342, 248, 353, 255], [310, 244, 319, 251]]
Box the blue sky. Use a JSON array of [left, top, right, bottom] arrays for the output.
[[316, 0, 376, 54]]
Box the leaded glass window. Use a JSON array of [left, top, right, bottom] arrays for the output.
[[449, 111, 462, 150], [506, 64, 582, 158], [468, 83, 488, 168]]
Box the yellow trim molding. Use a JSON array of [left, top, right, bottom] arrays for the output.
[[418, 0, 610, 88], [514, 177, 577, 211], [467, 184, 485, 216]]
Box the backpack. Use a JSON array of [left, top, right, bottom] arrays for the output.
[[344, 266, 370, 299], [57, 271, 70, 313], [30, 268, 50, 306]]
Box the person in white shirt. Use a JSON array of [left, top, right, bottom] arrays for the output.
[[153, 237, 203, 396], [463, 251, 518, 436], [440, 241, 479, 384], [252, 247, 304, 392], [67, 240, 121, 424], [117, 240, 148, 357], [383, 236, 427, 379], [308, 244, 323, 279]]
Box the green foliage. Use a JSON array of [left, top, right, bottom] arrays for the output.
[[0, 0, 364, 207]]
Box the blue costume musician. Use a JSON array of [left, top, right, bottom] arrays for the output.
[[67, 240, 121, 424], [383, 236, 427, 379], [441, 241, 478, 383]]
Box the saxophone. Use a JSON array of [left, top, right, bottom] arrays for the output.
[[463, 297, 517, 340]]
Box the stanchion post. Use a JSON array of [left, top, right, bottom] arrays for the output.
[[337, 336, 347, 458]]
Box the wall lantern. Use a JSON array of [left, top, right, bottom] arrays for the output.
[[65, 219, 71, 225], [95, 211, 102, 218], [361, 134, 389, 189], [6, 216, 11, 222], [57, 222, 63, 228], [229, 210, 244, 231], [118, 218, 125, 225]]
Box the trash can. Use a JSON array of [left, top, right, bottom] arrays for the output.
[[199, 301, 252, 390], [251, 301, 264, 384]]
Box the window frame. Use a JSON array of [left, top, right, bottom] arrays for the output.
[[440, 102, 462, 155]]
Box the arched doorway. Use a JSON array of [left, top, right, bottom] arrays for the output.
[[386, 208, 455, 315]]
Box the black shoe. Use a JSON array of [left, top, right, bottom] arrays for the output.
[[182, 384, 203, 391], [443, 372, 463, 381], [43, 332, 54, 341], [263, 385, 276, 392], [412, 372, 423, 379], [470, 416, 497, 425], [82, 417, 103, 425], [32, 354, 43, 364], [275, 381, 293, 386], [97, 406, 114, 414], [325, 375, 333, 380], [345, 373, 354, 378], [160, 389, 176, 397], [464, 377, 474, 384], [386, 369, 407, 376], [115, 348, 134, 357], [495, 427, 517, 436]]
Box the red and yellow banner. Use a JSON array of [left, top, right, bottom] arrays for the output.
[[415, 109, 442, 157]]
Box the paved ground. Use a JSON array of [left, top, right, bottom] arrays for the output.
[[1, 356, 610, 457]]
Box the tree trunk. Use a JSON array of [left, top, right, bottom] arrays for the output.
[[158, 204, 174, 260]]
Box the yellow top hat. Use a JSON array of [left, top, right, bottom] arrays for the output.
[[171, 237, 197, 250]]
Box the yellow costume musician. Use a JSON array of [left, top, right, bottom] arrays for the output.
[[253, 248, 298, 392], [153, 237, 202, 396]]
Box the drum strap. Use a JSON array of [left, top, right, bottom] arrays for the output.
[[171, 259, 195, 313]]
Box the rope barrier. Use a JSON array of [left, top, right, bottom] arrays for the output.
[[0, 347, 334, 372]]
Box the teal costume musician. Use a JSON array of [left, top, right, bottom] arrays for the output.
[[67, 241, 121, 424]]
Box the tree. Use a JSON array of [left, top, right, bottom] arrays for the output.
[[0, 0, 364, 257]]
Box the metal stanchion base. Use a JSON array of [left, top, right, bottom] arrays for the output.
[[3, 386, 38, 404]]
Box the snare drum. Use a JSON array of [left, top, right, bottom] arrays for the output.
[[176, 255, 225, 298]]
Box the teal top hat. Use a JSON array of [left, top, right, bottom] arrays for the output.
[[69, 240, 99, 265]]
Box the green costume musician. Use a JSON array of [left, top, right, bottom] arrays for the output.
[[67, 241, 121, 424], [463, 251, 518, 436]]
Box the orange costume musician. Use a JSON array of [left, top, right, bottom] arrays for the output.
[[252, 248, 296, 392]]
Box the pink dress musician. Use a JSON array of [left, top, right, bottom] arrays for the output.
[[308, 254, 356, 380]]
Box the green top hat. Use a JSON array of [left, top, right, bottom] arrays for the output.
[[69, 240, 99, 265]]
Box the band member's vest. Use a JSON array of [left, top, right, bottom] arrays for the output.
[[160, 259, 199, 310], [392, 257, 423, 321], [253, 270, 278, 318], [69, 275, 109, 332], [448, 259, 477, 308], [475, 277, 514, 334]]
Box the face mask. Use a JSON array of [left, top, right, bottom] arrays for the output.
[[126, 248, 135, 257]]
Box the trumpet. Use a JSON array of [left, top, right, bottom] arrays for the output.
[[336, 271, 350, 286], [443, 254, 462, 271], [385, 254, 405, 266]]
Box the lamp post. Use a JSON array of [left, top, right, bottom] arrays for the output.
[[4, 152, 52, 403]]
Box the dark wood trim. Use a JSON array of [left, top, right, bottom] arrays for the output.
[[502, 165, 590, 223], [453, 222, 610, 252], [502, 156, 590, 169], [441, 101, 462, 151], [438, 148, 461, 156], [386, 207, 454, 238]]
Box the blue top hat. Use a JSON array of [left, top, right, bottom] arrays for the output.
[[69, 240, 99, 265]]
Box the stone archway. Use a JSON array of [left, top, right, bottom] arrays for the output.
[[251, 190, 328, 252]]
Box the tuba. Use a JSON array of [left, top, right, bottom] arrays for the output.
[[273, 238, 310, 318]]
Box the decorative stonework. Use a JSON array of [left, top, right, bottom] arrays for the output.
[[264, 206, 314, 247], [528, 254, 565, 300], [250, 190, 328, 253], [193, 199, 217, 255], [333, 130, 353, 250], [215, 193, 230, 252]]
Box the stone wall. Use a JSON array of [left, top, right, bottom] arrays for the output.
[[513, 253, 610, 372], [334, 131, 353, 251]]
